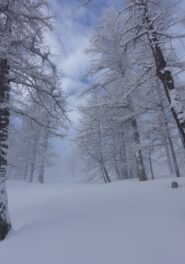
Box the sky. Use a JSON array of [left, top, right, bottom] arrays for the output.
[[45, 0, 122, 182]]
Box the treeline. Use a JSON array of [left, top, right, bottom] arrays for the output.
[[77, 0, 185, 183]]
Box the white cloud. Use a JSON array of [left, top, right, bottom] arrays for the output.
[[48, 1, 93, 97], [46, 0, 118, 181]]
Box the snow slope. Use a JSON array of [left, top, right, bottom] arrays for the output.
[[0, 178, 185, 264]]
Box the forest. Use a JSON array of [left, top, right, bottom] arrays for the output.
[[0, 1, 185, 264]]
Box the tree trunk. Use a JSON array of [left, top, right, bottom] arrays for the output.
[[112, 130, 128, 180], [113, 157, 121, 180], [23, 164, 29, 181], [128, 97, 147, 181], [29, 135, 38, 183], [168, 135, 180, 178], [112, 129, 121, 180], [94, 93, 111, 184], [101, 164, 111, 183], [0, 59, 11, 240], [120, 132, 128, 179], [29, 158, 35, 183], [142, 1, 185, 148], [149, 148, 154, 180], [100, 165, 107, 183], [38, 130, 49, 184], [161, 116, 181, 178], [131, 116, 147, 181], [148, 136, 154, 180], [38, 160, 45, 184], [156, 83, 181, 178], [162, 135, 174, 175]]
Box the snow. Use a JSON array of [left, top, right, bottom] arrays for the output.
[[0, 178, 185, 264]]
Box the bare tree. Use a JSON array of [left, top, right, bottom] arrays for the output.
[[77, 93, 111, 183], [0, 0, 67, 240], [122, 0, 185, 147]]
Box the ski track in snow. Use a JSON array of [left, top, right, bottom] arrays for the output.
[[0, 178, 185, 264]]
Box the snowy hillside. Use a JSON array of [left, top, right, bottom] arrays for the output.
[[0, 178, 185, 264]]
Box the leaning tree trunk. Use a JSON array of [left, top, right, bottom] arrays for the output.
[[101, 162, 111, 183], [100, 164, 108, 183], [103, 164, 111, 183], [148, 146, 154, 180], [142, 2, 185, 148], [0, 59, 11, 240]]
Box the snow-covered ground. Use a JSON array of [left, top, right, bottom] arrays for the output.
[[0, 178, 185, 264]]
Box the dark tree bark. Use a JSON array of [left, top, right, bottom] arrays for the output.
[[100, 162, 111, 183], [102, 163, 111, 183], [141, 1, 185, 148], [0, 59, 11, 240]]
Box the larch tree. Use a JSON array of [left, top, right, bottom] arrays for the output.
[[78, 2, 185, 182], [8, 77, 67, 184], [0, 0, 67, 240], [122, 0, 185, 148], [77, 92, 111, 183], [84, 7, 148, 181]]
